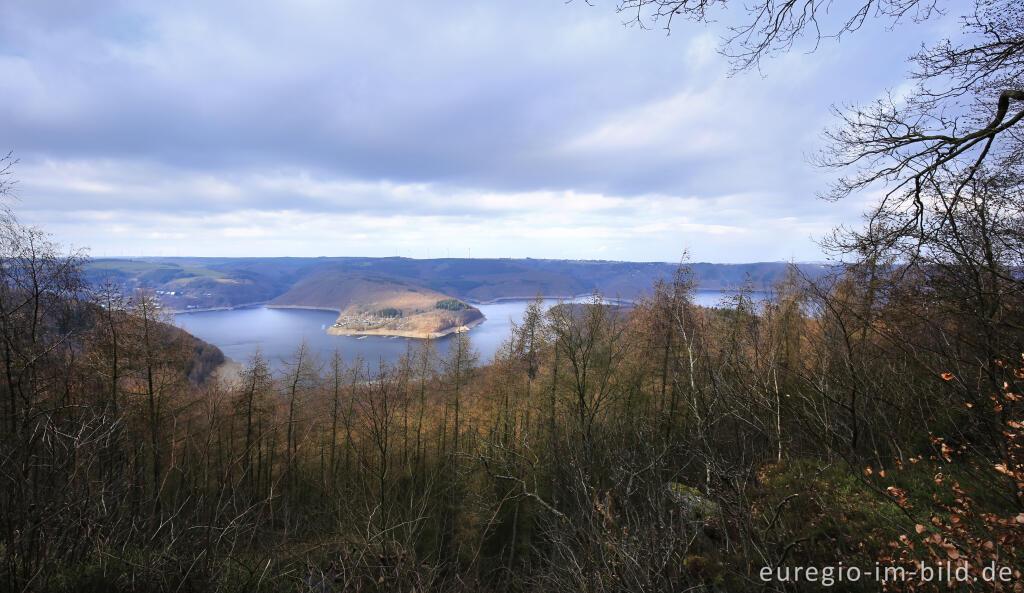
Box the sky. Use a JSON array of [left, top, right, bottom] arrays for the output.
[[0, 0, 953, 262]]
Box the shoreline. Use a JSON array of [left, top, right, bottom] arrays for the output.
[[465, 294, 637, 306], [326, 315, 485, 339], [172, 294, 640, 315], [465, 294, 591, 305], [265, 303, 343, 315], [266, 303, 486, 339], [168, 301, 268, 314]]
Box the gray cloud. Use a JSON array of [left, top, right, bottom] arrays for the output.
[[0, 0, 948, 260]]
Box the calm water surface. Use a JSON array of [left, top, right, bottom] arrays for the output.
[[173, 291, 751, 372]]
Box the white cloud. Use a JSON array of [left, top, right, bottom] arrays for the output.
[[563, 88, 740, 155], [0, 0, 951, 262], [18, 164, 839, 262]]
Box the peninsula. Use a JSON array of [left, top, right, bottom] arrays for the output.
[[266, 270, 484, 339]]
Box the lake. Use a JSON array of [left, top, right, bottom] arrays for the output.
[[172, 290, 756, 373]]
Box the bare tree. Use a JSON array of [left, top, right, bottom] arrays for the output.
[[603, 0, 1023, 262], [237, 349, 273, 497]]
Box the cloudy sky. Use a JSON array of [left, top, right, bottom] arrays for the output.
[[1, 1, 950, 262]]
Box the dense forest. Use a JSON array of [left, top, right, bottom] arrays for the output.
[[2, 183, 1023, 591], [3, 0, 1024, 591]]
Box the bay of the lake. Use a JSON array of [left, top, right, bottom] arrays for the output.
[[172, 291, 751, 373]]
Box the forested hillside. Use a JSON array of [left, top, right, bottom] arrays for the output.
[[3, 199, 1023, 591], [83, 257, 821, 312], [3, 0, 1023, 589]]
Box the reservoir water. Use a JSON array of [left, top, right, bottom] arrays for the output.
[[173, 291, 757, 372]]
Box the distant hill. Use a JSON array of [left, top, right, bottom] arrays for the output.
[[268, 270, 483, 338], [83, 257, 830, 315]]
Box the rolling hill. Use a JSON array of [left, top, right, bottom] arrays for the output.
[[85, 257, 828, 311], [268, 270, 483, 338], [82, 257, 830, 338]]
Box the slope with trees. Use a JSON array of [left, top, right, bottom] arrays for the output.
[[2, 1, 1023, 590]]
